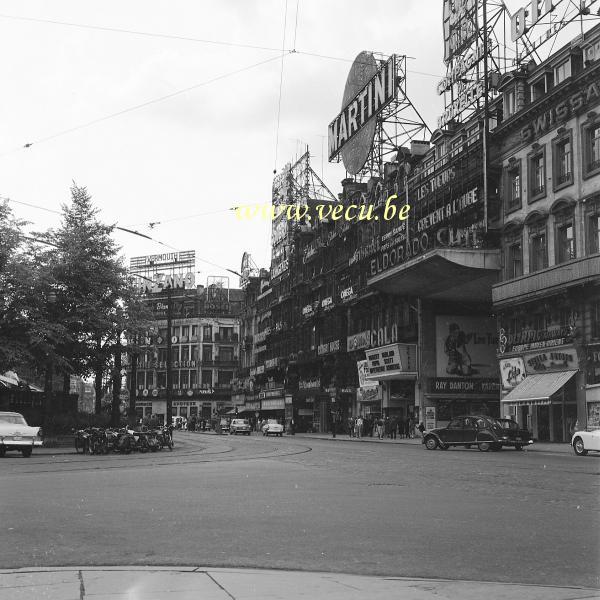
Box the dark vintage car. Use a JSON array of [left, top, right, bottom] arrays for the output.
[[423, 415, 533, 452]]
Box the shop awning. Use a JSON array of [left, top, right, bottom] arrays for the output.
[[501, 370, 578, 406]]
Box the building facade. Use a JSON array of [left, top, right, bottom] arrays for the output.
[[492, 24, 600, 440], [128, 283, 243, 423]]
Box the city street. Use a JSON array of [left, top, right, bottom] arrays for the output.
[[0, 432, 598, 589]]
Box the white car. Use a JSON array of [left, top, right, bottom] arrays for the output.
[[262, 419, 284, 437], [230, 418, 251, 435], [0, 412, 43, 458], [571, 429, 600, 456]]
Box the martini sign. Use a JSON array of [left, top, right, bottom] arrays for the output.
[[328, 52, 397, 175]]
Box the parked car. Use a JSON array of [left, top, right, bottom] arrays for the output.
[[230, 418, 251, 435], [571, 428, 600, 456], [423, 415, 533, 451], [262, 419, 284, 437], [0, 412, 43, 457]]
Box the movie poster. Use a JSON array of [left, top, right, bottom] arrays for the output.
[[435, 316, 499, 379]]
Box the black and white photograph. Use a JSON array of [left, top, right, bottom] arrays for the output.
[[1, 1, 599, 598]]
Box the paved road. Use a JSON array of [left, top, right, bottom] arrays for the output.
[[1, 432, 598, 588]]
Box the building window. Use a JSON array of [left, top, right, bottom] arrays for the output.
[[203, 325, 212, 341], [202, 345, 212, 362], [555, 219, 576, 263], [583, 120, 600, 178], [553, 132, 573, 190], [593, 300, 600, 339], [529, 225, 548, 272], [531, 77, 546, 102], [191, 325, 198, 338], [180, 345, 190, 362], [528, 147, 546, 201], [190, 371, 197, 388], [221, 371, 233, 385], [219, 347, 234, 362], [586, 200, 600, 254], [504, 88, 516, 118], [505, 160, 521, 212], [508, 241, 523, 278], [191, 345, 199, 361], [180, 371, 189, 388], [201, 370, 212, 387], [555, 59, 571, 85], [157, 372, 166, 389]]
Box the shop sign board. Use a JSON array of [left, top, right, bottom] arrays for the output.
[[172, 400, 200, 407], [298, 378, 321, 390], [498, 326, 575, 354], [436, 316, 499, 378], [443, 0, 477, 64], [520, 79, 600, 142], [500, 357, 527, 390], [416, 189, 479, 232], [587, 402, 600, 428], [523, 346, 579, 374], [347, 330, 372, 351], [272, 258, 289, 278], [364, 343, 418, 380], [425, 406, 436, 430], [428, 378, 501, 394], [369, 225, 483, 278], [340, 285, 357, 303], [261, 398, 285, 410]]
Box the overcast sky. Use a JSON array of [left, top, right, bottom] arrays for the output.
[[0, 0, 584, 286]]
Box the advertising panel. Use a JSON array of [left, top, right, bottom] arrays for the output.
[[357, 360, 379, 403], [500, 357, 527, 390], [523, 347, 579, 374], [425, 406, 436, 430], [436, 316, 498, 378], [364, 344, 418, 380]]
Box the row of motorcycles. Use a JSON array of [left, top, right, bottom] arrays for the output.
[[74, 426, 174, 455]]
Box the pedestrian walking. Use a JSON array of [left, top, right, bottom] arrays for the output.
[[376, 416, 385, 439], [418, 422, 426, 438], [408, 415, 415, 439], [404, 417, 411, 438], [384, 416, 390, 438], [390, 416, 397, 439], [356, 416, 363, 438]]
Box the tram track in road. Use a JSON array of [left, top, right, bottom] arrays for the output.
[[0, 433, 313, 476]]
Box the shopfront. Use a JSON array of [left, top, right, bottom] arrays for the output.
[[499, 345, 580, 442], [364, 343, 418, 419], [423, 314, 501, 427]]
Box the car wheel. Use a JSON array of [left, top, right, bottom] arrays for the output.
[[424, 437, 438, 450], [573, 437, 588, 456], [515, 444, 523, 451], [21, 447, 32, 458], [478, 441, 491, 452]]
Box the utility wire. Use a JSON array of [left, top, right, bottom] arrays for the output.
[[17, 53, 289, 151], [292, 0, 300, 50], [0, 13, 284, 53], [3, 196, 241, 276], [273, 0, 289, 174]]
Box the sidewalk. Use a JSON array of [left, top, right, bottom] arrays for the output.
[[291, 432, 574, 454], [0, 566, 596, 600]]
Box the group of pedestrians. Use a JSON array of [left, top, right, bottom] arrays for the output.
[[345, 415, 421, 440]]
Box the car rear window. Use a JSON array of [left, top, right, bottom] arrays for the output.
[[0, 414, 27, 425]]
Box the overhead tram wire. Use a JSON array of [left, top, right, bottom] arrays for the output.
[[0, 13, 285, 53], [10, 53, 291, 154], [2, 196, 241, 277], [273, 0, 289, 174]]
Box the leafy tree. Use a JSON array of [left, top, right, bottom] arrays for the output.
[[0, 201, 67, 376]]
